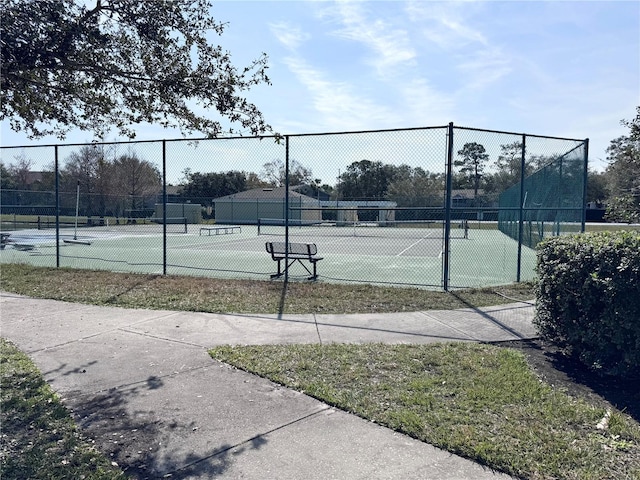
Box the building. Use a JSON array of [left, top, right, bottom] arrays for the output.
[[213, 187, 322, 224]]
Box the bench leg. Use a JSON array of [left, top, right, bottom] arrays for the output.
[[270, 259, 319, 281], [292, 259, 317, 281], [270, 259, 285, 279]]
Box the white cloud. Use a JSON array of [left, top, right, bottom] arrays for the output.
[[283, 56, 401, 130], [455, 47, 512, 91], [400, 78, 455, 125], [269, 21, 310, 50], [406, 0, 487, 50], [319, 1, 416, 77], [402, 1, 512, 93]]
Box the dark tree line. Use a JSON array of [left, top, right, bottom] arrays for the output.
[[1, 146, 161, 217], [334, 146, 561, 207], [601, 107, 640, 222]]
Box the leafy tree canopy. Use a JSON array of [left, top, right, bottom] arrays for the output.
[[1, 0, 272, 139], [386, 166, 444, 207], [455, 142, 488, 197], [260, 158, 312, 187], [605, 106, 640, 222], [60, 146, 161, 216], [178, 170, 247, 201], [339, 160, 397, 200]]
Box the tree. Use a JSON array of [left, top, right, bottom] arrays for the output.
[[1, 0, 272, 139], [604, 107, 640, 222], [488, 142, 535, 194], [6, 152, 33, 189], [586, 169, 609, 205], [112, 152, 162, 214], [260, 159, 312, 187], [0, 162, 15, 190], [495, 142, 524, 178], [338, 160, 397, 200], [60, 146, 160, 216], [0, 162, 17, 208], [61, 146, 100, 186], [386, 166, 443, 207], [455, 142, 488, 198], [178, 170, 247, 203], [245, 171, 271, 190], [60, 145, 106, 215]]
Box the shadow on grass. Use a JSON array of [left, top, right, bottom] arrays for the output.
[[103, 275, 161, 305], [277, 278, 288, 319], [451, 289, 640, 422], [546, 346, 640, 421], [497, 339, 640, 423]]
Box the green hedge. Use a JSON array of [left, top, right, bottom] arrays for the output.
[[534, 231, 640, 377]]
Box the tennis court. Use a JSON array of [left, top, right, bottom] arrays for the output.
[[0, 123, 588, 290], [0, 221, 537, 289]]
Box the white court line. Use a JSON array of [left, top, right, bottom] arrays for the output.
[[396, 231, 435, 257]]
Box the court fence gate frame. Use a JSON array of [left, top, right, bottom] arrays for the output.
[[0, 123, 589, 290]]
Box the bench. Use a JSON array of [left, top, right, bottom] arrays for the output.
[[265, 242, 323, 281], [199, 226, 241, 236]]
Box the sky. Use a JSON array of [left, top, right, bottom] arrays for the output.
[[1, 0, 638, 181]]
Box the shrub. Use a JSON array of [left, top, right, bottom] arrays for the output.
[[534, 230, 640, 377]]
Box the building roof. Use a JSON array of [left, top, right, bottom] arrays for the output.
[[214, 187, 317, 202]]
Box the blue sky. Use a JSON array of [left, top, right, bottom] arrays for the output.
[[1, 0, 638, 176]]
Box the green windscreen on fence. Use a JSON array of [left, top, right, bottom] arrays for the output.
[[498, 143, 586, 249]]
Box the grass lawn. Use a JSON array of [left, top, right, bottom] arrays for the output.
[[0, 263, 535, 314], [1, 264, 639, 479], [210, 343, 640, 480]]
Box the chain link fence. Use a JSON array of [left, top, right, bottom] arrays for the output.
[[0, 124, 588, 289]]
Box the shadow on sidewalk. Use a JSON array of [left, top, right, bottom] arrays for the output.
[[66, 374, 268, 479]]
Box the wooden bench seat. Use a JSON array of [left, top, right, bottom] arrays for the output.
[[265, 242, 323, 281]]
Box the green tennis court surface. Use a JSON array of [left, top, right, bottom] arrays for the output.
[[0, 222, 537, 289]]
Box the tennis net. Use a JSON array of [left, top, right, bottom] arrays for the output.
[[102, 217, 188, 234], [257, 218, 471, 239]]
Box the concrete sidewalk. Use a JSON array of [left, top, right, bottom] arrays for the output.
[[0, 292, 536, 479]]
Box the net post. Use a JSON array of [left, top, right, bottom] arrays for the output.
[[516, 134, 526, 282], [443, 123, 454, 291]]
